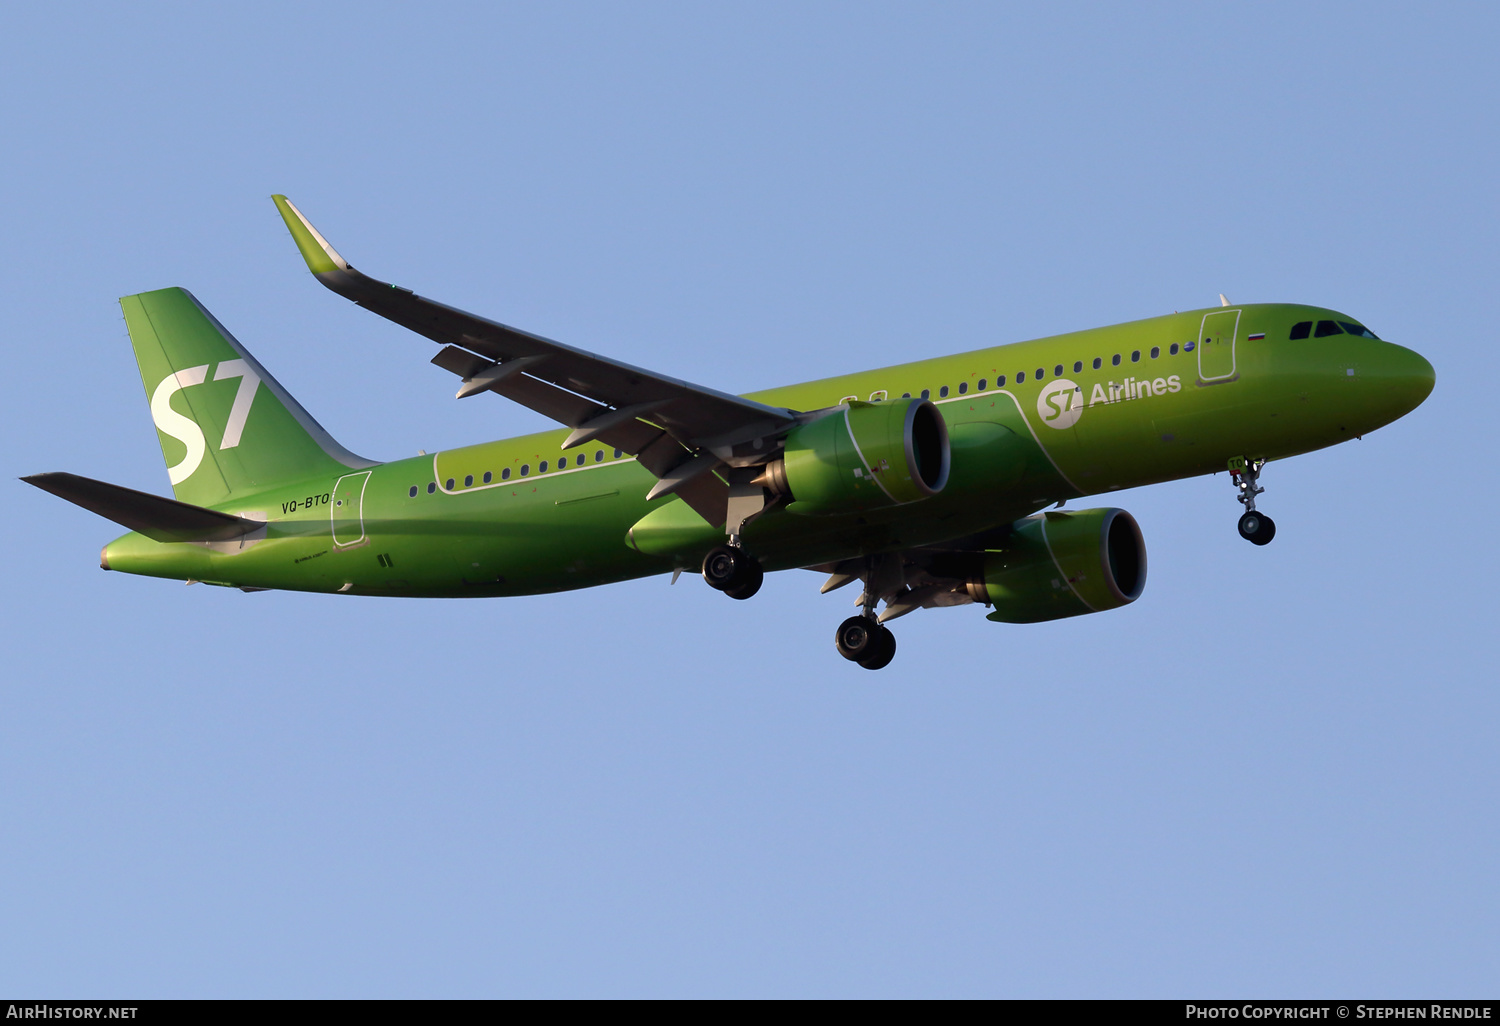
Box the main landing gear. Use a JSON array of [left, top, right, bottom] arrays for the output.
[[835, 615, 896, 671], [1229, 456, 1276, 546], [701, 543, 764, 600], [823, 553, 906, 670]]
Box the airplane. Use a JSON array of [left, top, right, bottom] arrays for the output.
[[23, 196, 1435, 669]]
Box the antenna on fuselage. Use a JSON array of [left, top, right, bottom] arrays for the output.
[[1220, 294, 1231, 307]]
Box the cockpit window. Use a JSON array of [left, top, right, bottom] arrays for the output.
[[1290, 321, 1311, 340], [1339, 321, 1380, 339], [1314, 320, 1343, 337]]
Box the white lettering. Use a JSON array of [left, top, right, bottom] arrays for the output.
[[1036, 380, 1083, 429], [150, 365, 210, 485], [212, 359, 261, 449], [1168, 374, 1182, 393]]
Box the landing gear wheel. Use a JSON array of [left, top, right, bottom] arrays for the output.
[[702, 544, 764, 599], [835, 616, 897, 669], [858, 625, 896, 671], [1237, 510, 1276, 546], [723, 560, 763, 600], [835, 616, 878, 662]]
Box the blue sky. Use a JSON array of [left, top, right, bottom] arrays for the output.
[[2, 2, 1496, 997]]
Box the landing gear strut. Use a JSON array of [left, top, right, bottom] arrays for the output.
[[1229, 456, 1275, 546], [702, 543, 764, 600], [835, 615, 896, 670]]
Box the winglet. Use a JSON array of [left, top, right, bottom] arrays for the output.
[[272, 195, 351, 275]]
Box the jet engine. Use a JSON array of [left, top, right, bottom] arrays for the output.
[[758, 398, 950, 516], [980, 508, 1146, 623]]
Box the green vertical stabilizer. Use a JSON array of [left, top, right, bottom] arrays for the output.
[[121, 287, 376, 508]]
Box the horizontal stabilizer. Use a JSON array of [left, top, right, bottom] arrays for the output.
[[22, 472, 263, 543]]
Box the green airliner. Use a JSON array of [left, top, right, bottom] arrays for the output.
[[25, 196, 1435, 669]]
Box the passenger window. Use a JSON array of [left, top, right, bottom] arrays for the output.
[[558, 456, 567, 469], [1092, 357, 1102, 369], [1054, 364, 1063, 377], [483, 471, 492, 483], [977, 379, 987, 391], [1150, 346, 1160, 359], [901, 392, 912, 398], [613, 449, 623, 458], [1016, 371, 1025, 383], [921, 389, 930, 399], [1289, 321, 1312, 340], [520, 465, 530, 477], [464, 474, 473, 487], [445, 478, 455, 490], [1170, 343, 1179, 355], [595, 450, 604, 462], [1314, 320, 1343, 337], [1036, 368, 1045, 380], [996, 375, 1006, 387], [408, 486, 418, 498], [1073, 361, 1082, 373], [957, 382, 967, 395], [1112, 354, 1121, 366], [539, 460, 548, 473], [1131, 350, 1141, 362], [1339, 321, 1379, 339], [939, 385, 949, 398], [502, 467, 511, 480], [427, 482, 436, 494]]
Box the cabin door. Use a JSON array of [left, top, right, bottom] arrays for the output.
[[1198, 309, 1240, 382], [331, 471, 372, 548]]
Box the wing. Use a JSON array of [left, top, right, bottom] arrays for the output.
[[811, 546, 992, 624], [272, 195, 801, 526]]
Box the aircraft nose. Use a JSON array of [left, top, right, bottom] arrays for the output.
[[1383, 343, 1436, 415], [1353, 341, 1434, 430]]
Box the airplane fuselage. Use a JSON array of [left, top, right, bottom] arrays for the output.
[[101, 301, 1434, 597]]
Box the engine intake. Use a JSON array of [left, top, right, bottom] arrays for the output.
[[980, 508, 1146, 623], [762, 398, 950, 516]]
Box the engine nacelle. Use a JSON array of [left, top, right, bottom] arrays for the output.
[[980, 508, 1146, 623], [767, 399, 950, 516]]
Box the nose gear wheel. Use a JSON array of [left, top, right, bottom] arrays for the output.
[[1237, 510, 1276, 545]]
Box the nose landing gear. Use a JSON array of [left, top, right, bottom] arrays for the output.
[[1229, 456, 1276, 545], [702, 543, 764, 599]]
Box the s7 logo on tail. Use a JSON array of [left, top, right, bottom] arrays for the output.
[[149, 361, 262, 484]]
